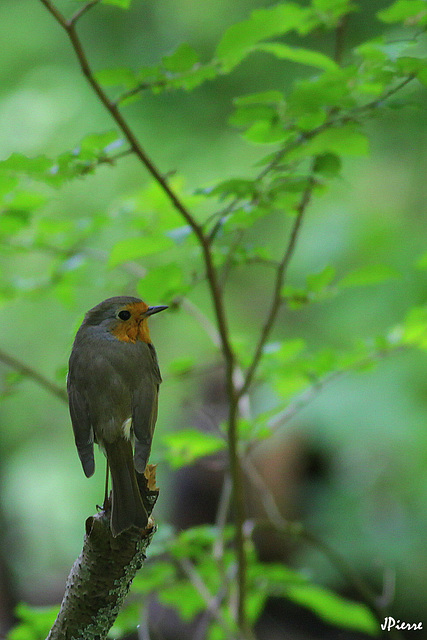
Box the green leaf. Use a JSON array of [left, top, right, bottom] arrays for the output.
[[168, 357, 195, 376], [401, 306, 427, 349], [162, 43, 199, 73], [338, 264, 399, 288], [132, 561, 177, 594], [7, 604, 59, 640], [229, 104, 277, 129], [288, 68, 356, 117], [216, 3, 315, 71], [286, 584, 377, 635], [253, 42, 339, 71], [205, 178, 259, 200], [101, 0, 132, 8], [95, 67, 136, 88], [243, 119, 289, 145], [163, 429, 226, 469], [312, 0, 358, 25], [306, 265, 336, 293], [377, 0, 427, 24], [158, 582, 205, 621], [0, 153, 52, 180], [234, 90, 284, 106], [109, 235, 173, 267], [301, 124, 370, 157], [78, 131, 122, 156], [313, 152, 342, 177], [137, 263, 185, 300]]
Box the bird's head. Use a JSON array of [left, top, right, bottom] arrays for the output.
[[83, 296, 168, 343]]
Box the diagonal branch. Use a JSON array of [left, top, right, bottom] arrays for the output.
[[38, 0, 234, 371], [39, 0, 250, 632], [242, 456, 400, 635], [238, 174, 315, 399], [0, 348, 67, 403]]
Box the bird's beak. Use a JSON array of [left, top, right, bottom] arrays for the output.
[[144, 305, 168, 317]]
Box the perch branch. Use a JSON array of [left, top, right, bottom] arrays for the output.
[[47, 468, 159, 640]]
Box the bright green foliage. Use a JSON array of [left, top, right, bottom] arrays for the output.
[[101, 0, 132, 8], [162, 429, 226, 468], [3, 0, 427, 638], [253, 42, 339, 71], [7, 604, 59, 640], [338, 263, 399, 288], [377, 0, 427, 24], [215, 3, 316, 72], [285, 583, 378, 634]]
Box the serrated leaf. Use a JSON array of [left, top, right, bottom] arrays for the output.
[[216, 3, 314, 71], [338, 264, 398, 288], [162, 43, 199, 73], [253, 42, 339, 71], [163, 429, 226, 469], [286, 584, 377, 635], [109, 235, 172, 267]]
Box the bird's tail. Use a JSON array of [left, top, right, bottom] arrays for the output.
[[104, 438, 148, 537]]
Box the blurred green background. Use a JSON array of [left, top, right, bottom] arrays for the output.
[[0, 0, 426, 637]]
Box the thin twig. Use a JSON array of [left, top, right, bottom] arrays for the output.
[[242, 456, 391, 631], [39, 0, 248, 629], [238, 174, 315, 399], [177, 558, 235, 634], [69, 0, 101, 26], [206, 72, 416, 241], [0, 348, 67, 403]]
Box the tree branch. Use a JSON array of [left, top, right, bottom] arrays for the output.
[[48, 468, 159, 640], [238, 174, 315, 398], [242, 456, 404, 637], [0, 348, 67, 403], [39, 0, 250, 632]]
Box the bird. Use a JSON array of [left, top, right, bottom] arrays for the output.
[[67, 296, 167, 537]]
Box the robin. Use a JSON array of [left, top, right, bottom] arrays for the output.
[[67, 296, 167, 537]]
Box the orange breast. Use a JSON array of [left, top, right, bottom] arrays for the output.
[[111, 302, 152, 343]]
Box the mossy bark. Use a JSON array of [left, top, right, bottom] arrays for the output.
[[47, 465, 159, 640]]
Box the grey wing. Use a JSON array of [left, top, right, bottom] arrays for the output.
[[132, 382, 159, 473], [132, 343, 161, 473], [67, 378, 95, 477]]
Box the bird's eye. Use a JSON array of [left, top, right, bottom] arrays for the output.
[[118, 310, 131, 321]]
